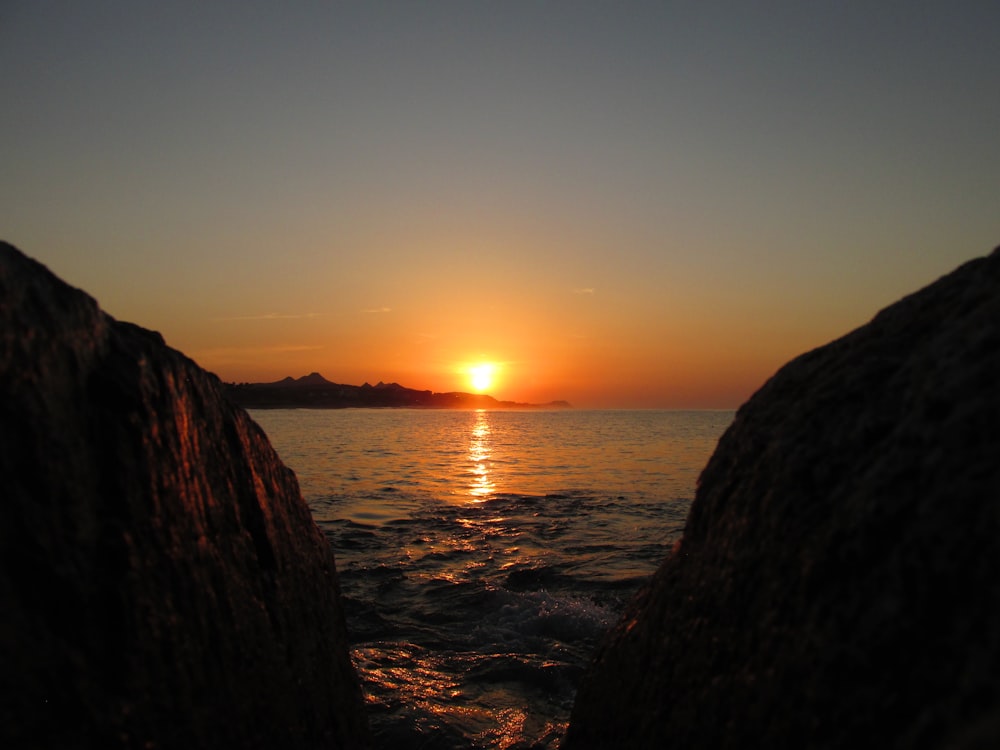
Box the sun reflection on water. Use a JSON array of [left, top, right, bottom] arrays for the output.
[[251, 408, 735, 748], [467, 410, 495, 498]]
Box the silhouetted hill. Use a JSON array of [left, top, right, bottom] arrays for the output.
[[293, 372, 332, 386], [225, 375, 571, 410]]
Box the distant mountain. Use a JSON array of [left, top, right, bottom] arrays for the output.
[[225, 374, 571, 410], [295, 372, 333, 386]]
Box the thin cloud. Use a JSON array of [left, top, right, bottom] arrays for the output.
[[266, 344, 325, 352], [573, 287, 596, 295], [214, 312, 322, 321], [194, 344, 326, 357], [362, 307, 392, 313]]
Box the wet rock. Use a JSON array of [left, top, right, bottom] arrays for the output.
[[566, 247, 1000, 748], [0, 242, 370, 749]]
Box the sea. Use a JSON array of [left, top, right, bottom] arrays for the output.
[[250, 408, 734, 749]]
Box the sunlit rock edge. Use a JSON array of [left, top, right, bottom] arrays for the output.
[[0, 242, 370, 749]]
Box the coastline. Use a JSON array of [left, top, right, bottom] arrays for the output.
[[225, 374, 571, 410]]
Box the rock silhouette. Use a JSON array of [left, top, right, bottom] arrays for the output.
[[0, 243, 369, 749], [565, 247, 1000, 748]]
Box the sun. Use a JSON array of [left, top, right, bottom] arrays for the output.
[[469, 363, 496, 393]]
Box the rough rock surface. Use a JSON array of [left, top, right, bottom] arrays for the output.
[[0, 242, 370, 749], [565, 247, 1000, 749]]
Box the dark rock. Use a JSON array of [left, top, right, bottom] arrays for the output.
[[0, 242, 370, 749], [565, 247, 1000, 748]]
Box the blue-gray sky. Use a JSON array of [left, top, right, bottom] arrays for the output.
[[2, 1, 998, 406]]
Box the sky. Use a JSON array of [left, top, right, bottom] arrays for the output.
[[2, 1, 998, 408]]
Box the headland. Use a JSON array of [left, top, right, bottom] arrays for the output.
[[226, 373, 572, 410]]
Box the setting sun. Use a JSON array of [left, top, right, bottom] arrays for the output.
[[469, 363, 496, 393]]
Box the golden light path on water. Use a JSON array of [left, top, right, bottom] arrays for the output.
[[355, 410, 562, 748], [468, 410, 495, 499], [250, 408, 734, 748]]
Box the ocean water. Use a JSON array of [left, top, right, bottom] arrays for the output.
[[250, 408, 733, 749]]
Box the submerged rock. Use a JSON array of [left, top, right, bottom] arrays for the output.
[[565, 247, 1000, 748], [0, 242, 369, 749]]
